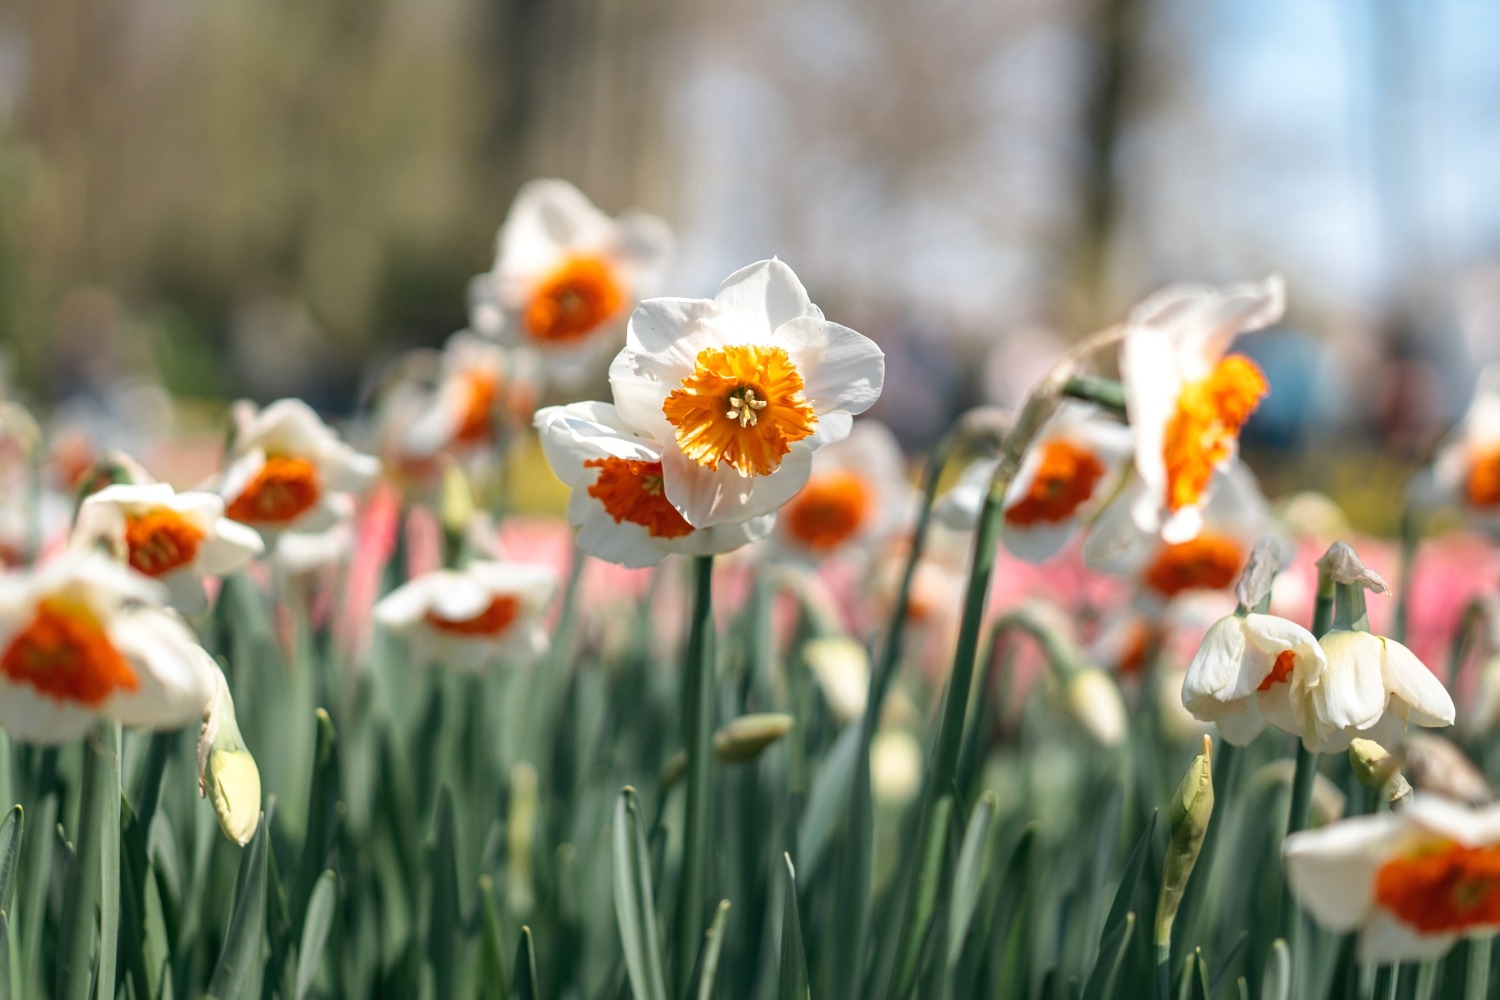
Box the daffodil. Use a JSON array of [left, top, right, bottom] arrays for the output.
[[1120, 276, 1284, 543], [71, 482, 264, 612], [772, 419, 912, 561], [0, 552, 217, 744], [608, 258, 885, 527], [936, 402, 1132, 562], [1284, 795, 1500, 962], [468, 179, 672, 372], [1421, 364, 1500, 530], [1181, 612, 1322, 745], [217, 398, 379, 539], [535, 401, 773, 568], [374, 560, 556, 672]]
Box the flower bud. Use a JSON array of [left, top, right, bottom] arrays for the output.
[[1156, 735, 1215, 954], [1348, 738, 1400, 790], [197, 661, 262, 846], [439, 462, 475, 563], [804, 636, 870, 723], [870, 729, 922, 807], [1064, 669, 1127, 747], [713, 713, 795, 763]]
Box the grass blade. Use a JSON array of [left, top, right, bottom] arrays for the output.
[[477, 877, 509, 1000], [513, 926, 538, 1000], [611, 787, 668, 1000], [777, 855, 809, 1000], [694, 900, 731, 1000], [57, 724, 120, 1000], [206, 797, 274, 1000], [0, 807, 22, 920], [1261, 939, 1290, 1000], [294, 709, 340, 932], [426, 785, 460, 1000], [294, 871, 336, 1000], [946, 791, 996, 971]]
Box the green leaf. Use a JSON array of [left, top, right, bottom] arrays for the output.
[[892, 792, 956, 995], [206, 797, 274, 1000], [795, 722, 860, 880], [946, 791, 996, 970], [1261, 940, 1290, 1000], [295, 709, 340, 932], [694, 901, 730, 1000], [674, 556, 717, 996], [1080, 913, 1134, 1000], [512, 926, 538, 1000], [57, 723, 120, 1000], [119, 800, 168, 1000], [830, 715, 873, 996], [777, 855, 809, 1000], [477, 877, 508, 1000], [426, 785, 461, 1000], [611, 787, 668, 1000], [294, 871, 337, 1000], [0, 807, 21, 921]]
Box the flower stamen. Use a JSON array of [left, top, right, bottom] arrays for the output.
[[125, 509, 205, 577]]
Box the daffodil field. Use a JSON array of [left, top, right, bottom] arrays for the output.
[[4, 178, 1500, 1000]]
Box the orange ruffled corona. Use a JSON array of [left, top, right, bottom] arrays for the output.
[[1161, 355, 1268, 512], [124, 509, 206, 577], [1142, 533, 1244, 598], [662, 345, 817, 478], [226, 456, 322, 525], [1466, 448, 1500, 508], [1257, 649, 1297, 692], [523, 256, 624, 344], [453, 371, 501, 445], [584, 458, 694, 539], [423, 596, 520, 637], [784, 471, 872, 552], [0, 597, 140, 705], [1374, 840, 1500, 933], [1005, 440, 1106, 526]]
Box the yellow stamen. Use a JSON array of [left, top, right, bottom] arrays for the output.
[[662, 345, 817, 477], [1162, 355, 1268, 512]]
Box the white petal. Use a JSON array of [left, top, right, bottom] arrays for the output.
[[160, 569, 209, 614], [1214, 704, 1268, 745], [573, 503, 667, 568], [429, 575, 496, 622], [0, 680, 98, 744], [499, 179, 614, 279], [1357, 911, 1457, 965], [777, 317, 885, 416], [662, 513, 776, 557], [1378, 636, 1455, 728], [197, 520, 265, 576], [712, 259, 814, 335], [1182, 616, 1249, 717], [1001, 519, 1078, 564], [661, 444, 812, 528], [1314, 631, 1392, 731], [1282, 812, 1396, 931], [375, 575, 443, 629], [106, 610, 216, 729]]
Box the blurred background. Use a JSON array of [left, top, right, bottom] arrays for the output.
[[2, 0, 1498, 521]]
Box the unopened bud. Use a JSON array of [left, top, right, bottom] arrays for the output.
[[1348, 738, 1400, 790], [1064, 669, 1128, 747], [197, 659, 261, 846], [439, 463, 475, 556], [870, 729, 922, 807], [1156, 736, 1215, 953], [804, 636, 870, 723], [713, 713, 794, 762]]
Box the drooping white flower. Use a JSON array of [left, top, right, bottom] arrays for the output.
[[1284, 795, 1500, 963], [374, 560, 556, 672], [468, 179, 672, 372], [0, 552, 217, 744], [1120, 277, 1284, 543], [1181, 612, 1322, 746], [772, 419, 912, 562], [535, 401, 774, 568], [1291, 628, 1455, 754], [608, 259, 885, 528], [936, 402, 1132, 563], [217, 399, 379, 539], [71, 483, 263, 612]]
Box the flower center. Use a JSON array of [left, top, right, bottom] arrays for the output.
[[784, 470, 873, 552], [423, 595, 521, 636], [1005, 440, 1107, 526], [1467, 447, 1500, 508], [1375, 840, 1500, 933], [1161, 355, 1268, 512], [1257, 649, 1297, 692], [125, 509, 206, 577], [1142, 532, 1244, 598], [0, 596, 139, 705], [584, 457, 694, 539], [454, 370, 500, 445], [226, 456, 322, 526], [661, 345, 818, 477], [522, 255, 624, 344]]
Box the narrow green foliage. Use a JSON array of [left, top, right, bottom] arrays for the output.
[[295, 871, 337, 1000], [1262, 940, 1291, 1000], [1466, 935, 1492, 1000], [426, 785, 461, 1000], [612, 787, 668, 1000], [694, 901, 731, 1000], [477, 877, 509, 1000], [57, 724, 118, 1000], [206, 797, 273, 1000], [675, 556, 716, 996], [1081, 912, 1134, 1000], [0, 807, 21, 920], [946, 791, 996, 972], [777, 856, 808, 1000], [295, 709, 340, 931], [513, 926, 538, 1000]]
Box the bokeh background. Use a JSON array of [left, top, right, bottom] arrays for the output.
[[2, 0, 1499, 525]]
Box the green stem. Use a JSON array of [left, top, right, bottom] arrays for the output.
[[57, 724, 120, 1000], [1155, 948, 1170, 1000], [1394, 502, 1418, 645], [1062, 375, 1128, 416], [674, 556, 716, 995], [1467, 936, 1492, 1000]]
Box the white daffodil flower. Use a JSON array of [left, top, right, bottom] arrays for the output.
[[535, 401, 773, 568], [771, 419, 912, 562], [608, 259, 885, 528], [468, 179, 673, 374], [1291, 629, 1455, 754], [218, 398, 379, 540], [1284, 795, 1500, 963], [1086, 460, 1279, 603], [936, 402, 1132, 563], [1120, 276, 1284, 543], [0, 552, 217, 744], [374, 560, 556, 673], [391, 331, 540, 466], [1422, 364, 1500, 531], [71, 483, 264, 613], [1181, 612, 1323, 746]]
